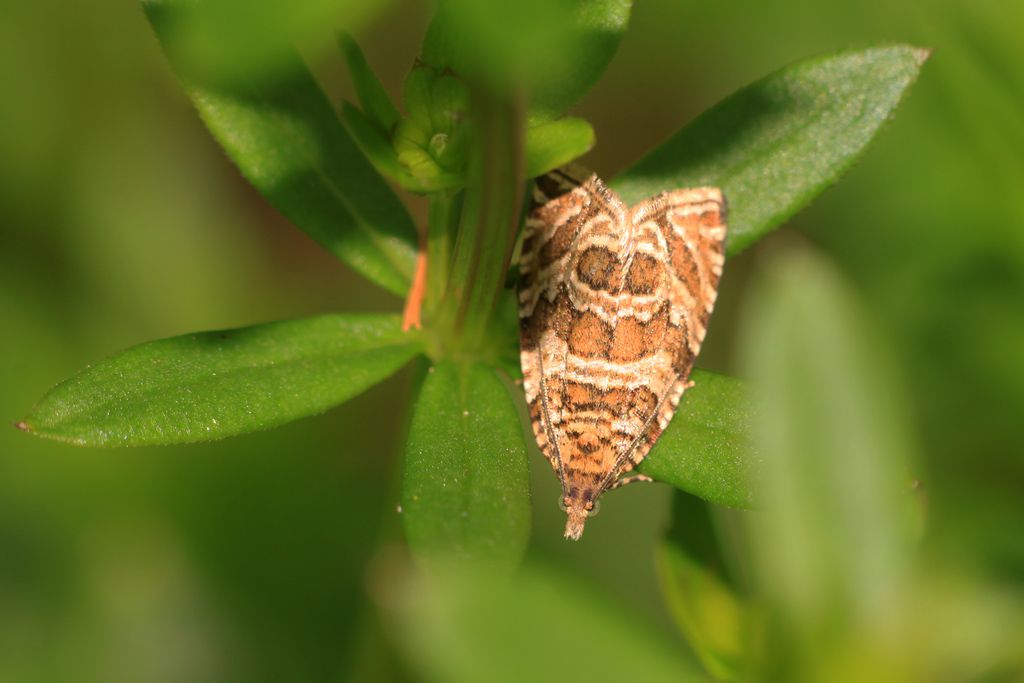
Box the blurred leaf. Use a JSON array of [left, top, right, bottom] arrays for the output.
[[21, 315, 422, 446], [525, 117, 595, 178], [638, 370, 760, 510], [141, 0, 391, 84], [488, 289, 523, 381], [340, 101, 408, 181], [392, 562, 708, 683], [737, 244, 917, 667], [420, 0, 574, 85], [611, 45, 931, 256], [402, 361, 531, 573], [421, 0, 630, 118], [339, 31, 402, 132], [145, 4, 418, 296], [659, 492, 755, 682], [527, 0, 633, 125]]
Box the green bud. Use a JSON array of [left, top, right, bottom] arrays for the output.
[[394, 65, 473, 191], [430, 73, 470, 137], [402, 64, 438, 132]]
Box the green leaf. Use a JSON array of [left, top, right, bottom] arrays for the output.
[[145, 3, 418, 296], [658, 492, 755, 682], [421, 0, 631, 121], [611, 44, 931, 255], [402, 361, 531, 573], [528, 0, 633, 125], [420, 0, 574, 87], [638, 369, 760, 510], [525, 117, 595, 178], [339, 101, 407, 182], [339, 31, 402, 132], [391, 562, 708, 683], [139, 0, 391, 85], [21, 315, 422, 446], [736, 245, 918, 664]]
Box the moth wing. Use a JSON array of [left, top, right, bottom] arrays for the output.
[[519, 165, 617, 321], [519, 166, 617, 474], [608, 188, 727, 480]]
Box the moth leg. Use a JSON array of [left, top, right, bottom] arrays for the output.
[[606, 474, 655, 491]]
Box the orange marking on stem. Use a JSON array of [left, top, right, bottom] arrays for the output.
[[402, 232, 429, 332]]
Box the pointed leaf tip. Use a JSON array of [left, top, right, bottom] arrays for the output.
[[23, 314, 422, 446], [612, 44, 930, 257]]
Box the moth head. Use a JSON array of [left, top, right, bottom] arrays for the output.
[[559, 493, 601, 541]]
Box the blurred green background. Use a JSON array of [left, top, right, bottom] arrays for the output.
[[2, 0, 1023, 681]]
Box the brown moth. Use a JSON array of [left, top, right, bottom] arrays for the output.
[[518, 165, 726, 540]]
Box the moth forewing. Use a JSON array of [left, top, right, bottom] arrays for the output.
[[518, 165, 726, 540]]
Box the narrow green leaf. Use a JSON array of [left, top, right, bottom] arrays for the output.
[[528, 0, 633, 125], [21, 315, 422, 446], [139, 0, 391, 85], [420, 0, 631, 123], [402, 361, 531, 573], [737, 245, 918, 663], [340, 101, 408, 182], [488, 289, 523, 381], [525, 117, 595, 178], [339, 31, 402, 132], [145, 3, 418, 296], [638, 369, 760, 510], [611, 45, 931, 255], [659, 492, 755, 682], [392, 562, 708, 683], [421, 0, 575, 88]]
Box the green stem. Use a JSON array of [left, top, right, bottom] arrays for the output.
[[437, 86, 524, 355], [425, 189, 462, 324]]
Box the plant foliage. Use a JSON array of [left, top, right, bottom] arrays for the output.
[[18, 6, 946, 677], [24, 0, 929, 570]]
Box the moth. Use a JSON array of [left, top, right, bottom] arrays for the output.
[[518, 165, 726, 540]]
